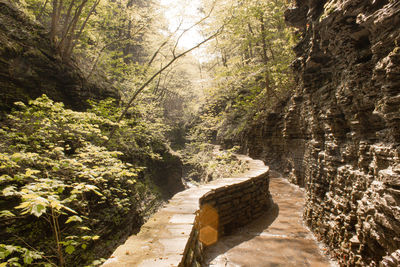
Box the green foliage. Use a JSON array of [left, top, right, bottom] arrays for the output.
[[15, 0, 157, 90], [181, 142, 248, 183], [0, 95, 156, 266], [198, 0, 296, 144], [88, 97, 170, 161], [0, 244, 46, 267]]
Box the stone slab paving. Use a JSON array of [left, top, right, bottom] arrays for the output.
[[203, 175, 337, 267], [102, 155, 268, 267]]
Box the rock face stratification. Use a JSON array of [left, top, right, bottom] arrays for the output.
[[244, 0, 400, 266]]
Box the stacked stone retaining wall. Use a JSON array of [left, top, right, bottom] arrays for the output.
[[199, 172, 271, 236], [181, 171, 271, 266]]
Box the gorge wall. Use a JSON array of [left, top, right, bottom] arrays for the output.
[[244, 0, 400, 266]]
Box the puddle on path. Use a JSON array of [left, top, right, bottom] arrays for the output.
[[203, 176, 337, 267]]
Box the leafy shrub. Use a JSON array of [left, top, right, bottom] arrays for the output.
[[88, 98, 170, 162], [0, 95, 153, 266], [181, 143, 248, 183]]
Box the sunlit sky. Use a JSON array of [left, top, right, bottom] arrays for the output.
[[159, 0, 205, 49]]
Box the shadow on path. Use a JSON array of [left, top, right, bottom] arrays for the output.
[[203, 203, 280, 266], [202, 177, 334, 267]]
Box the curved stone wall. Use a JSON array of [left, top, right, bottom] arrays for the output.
[[103, 155, 271, 267], [181, 170, 271, 266]]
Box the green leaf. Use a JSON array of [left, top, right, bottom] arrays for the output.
[[14, 101, 26, 108], [61, 205, 77, 214], [23, 253, 33, 265], [11, 153, 23, 162], [7, 257, 20, 264], [0, 210, 16, 218], [31, 204, 46, 217], [65, 215, 83, 224], [84, 185, 103, 196], [81, 244, 87, 249], [91, 259, 102, 266], [52, 166, 60, 171], [25, 168, 40, 177], [65, 245, 75, 255], [0, 174, 12, 182], [2, 186, 17, 196], [15, 201, 30, 210]]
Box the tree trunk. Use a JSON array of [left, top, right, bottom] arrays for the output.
[[67, 0, 100, 58], [49, 0, 58, 42], [61, 0, 76, 39], [61, 0, 88, 60], [247, 23, 254, 58], [259, 13, 270, 94]]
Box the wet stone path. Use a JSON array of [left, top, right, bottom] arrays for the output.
[[203, 175, 335, 267]]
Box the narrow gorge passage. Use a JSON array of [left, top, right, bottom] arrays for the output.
[[203, 174, 335, 267]]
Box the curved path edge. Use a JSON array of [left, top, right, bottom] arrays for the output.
[[102, 154, 270, 267]]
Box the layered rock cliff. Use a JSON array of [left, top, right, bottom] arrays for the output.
[[244, 0, 400, 266], [0, 0, 118, 112]]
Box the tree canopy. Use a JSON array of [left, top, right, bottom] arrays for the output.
[[192, 0, 296, 145]]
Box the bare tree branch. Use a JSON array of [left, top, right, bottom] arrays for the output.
[[172, 0, 216, 56], [146, 19, 183, 67]]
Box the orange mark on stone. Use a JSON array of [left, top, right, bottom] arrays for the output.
[[199, 225, 218, 246], [199, 204, 219, 229], [198, 204, 219, 246]]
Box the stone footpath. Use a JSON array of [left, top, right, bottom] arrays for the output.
[[102, 155, 269, 267]]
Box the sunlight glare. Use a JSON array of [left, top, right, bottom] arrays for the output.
[[160, 0, 204, 49]]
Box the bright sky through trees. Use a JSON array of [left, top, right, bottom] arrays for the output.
[[160, 0, 204, 49]]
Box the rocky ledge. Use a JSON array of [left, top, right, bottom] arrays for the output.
[[244, 0, 400, 266]]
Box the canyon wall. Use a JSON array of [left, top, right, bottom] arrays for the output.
[[244, 0, 400, 266]]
